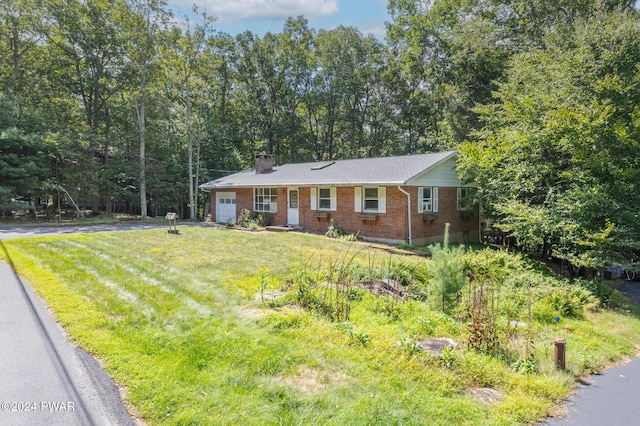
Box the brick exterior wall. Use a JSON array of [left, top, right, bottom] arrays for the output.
[[408, 186, 480, 245], [235, 188, 253, 219], [298, 186, 408, 243], [208, 185, 479, 244]]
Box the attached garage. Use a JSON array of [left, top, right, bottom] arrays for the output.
[[215, 192, 236, 223]]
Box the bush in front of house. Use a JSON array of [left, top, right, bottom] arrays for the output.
[[237, 208, 273, 228], [325, 219, 358, 241]]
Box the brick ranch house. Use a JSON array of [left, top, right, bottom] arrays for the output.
[[199, 151, 480, 245]]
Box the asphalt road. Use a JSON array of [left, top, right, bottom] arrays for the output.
[[544, 356, 640, 425], [0, 255, 134, 425]]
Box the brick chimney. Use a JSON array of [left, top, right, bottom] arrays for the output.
[[255, 154, 274, 174]]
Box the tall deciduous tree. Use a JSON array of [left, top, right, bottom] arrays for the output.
[[278, 17, 314, 163], [235, 30, 286, 161], [458, 10, 640, 268], [127, 0, 171, 220], [44, 0, 131, 213], [197, 33, 247, 180], [309, 26, 391, 160], [163, 12, 213, 220], [386, 0, 636, 144], [0, 0, 42, 110]]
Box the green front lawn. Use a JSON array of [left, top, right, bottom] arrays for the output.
[[2, 227, 640, 425]]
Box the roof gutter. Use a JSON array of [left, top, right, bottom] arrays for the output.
[[397, 185, 412, 246]]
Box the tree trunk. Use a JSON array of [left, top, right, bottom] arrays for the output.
[[195, 108, 202, 220], [187, 82, 195, 220], [136, 71, 147, 220]]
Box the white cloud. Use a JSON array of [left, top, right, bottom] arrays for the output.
[[169, 0, 339, 22], [361, 19, 387, 39]]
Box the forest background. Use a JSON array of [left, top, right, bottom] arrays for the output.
[[1, 0, 639, 269]]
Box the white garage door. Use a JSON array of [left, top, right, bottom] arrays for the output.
[[216, 192, 236, 223]]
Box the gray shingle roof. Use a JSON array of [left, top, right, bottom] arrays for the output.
[[199, 151, 456, 189]]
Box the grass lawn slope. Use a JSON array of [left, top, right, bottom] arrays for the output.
[[2, 227, 640, 425]]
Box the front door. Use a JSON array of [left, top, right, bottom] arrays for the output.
[[287, 188, 299, 227]]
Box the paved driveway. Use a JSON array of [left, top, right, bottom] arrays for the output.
[[0, 222, 171, 241]]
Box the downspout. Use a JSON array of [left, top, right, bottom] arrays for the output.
[[397, 185, 412, 246]]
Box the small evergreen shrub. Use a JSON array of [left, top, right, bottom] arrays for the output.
[[428, 223, 467, 312]]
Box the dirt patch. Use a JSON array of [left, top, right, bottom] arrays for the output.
[[236, 306, 267, 320], [274, 366, 350, 395], [354, 241, 417, 256]]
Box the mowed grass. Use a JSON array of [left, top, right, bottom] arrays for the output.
[[2, 226, 640, 425]]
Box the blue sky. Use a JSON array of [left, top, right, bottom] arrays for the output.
[[166, 0, 390, 38]]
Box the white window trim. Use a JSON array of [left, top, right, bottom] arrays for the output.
[[310, 187, 337, 211], [355, 186, 386, 213], [254, 187, 278, 212], [310, 187, 317, 210], [457, 187, 475, 211], [419, 186, 438, 213], [318, 187, 336, 211], [318, 187, 331, 210], [363, 187, 379, 212]]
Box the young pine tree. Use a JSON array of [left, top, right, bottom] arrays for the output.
[[428, 223, 467, 312]]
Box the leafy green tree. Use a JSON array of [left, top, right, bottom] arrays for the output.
[[44, 0, 132, 213], [161, 11, 215, 219], [235, 30, 287, 161], [305, 27, 345, 160], [386, 0, 511, 144], [0, 0, 42, 108], [196, 32, 249, 196], [458, 10, 640, 268], [277, 17, 314, 163], [386, 0, 636, 145], [309, 26, 392, 160], [126, 0, 172, 219], [334, 28, 390, 158]]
